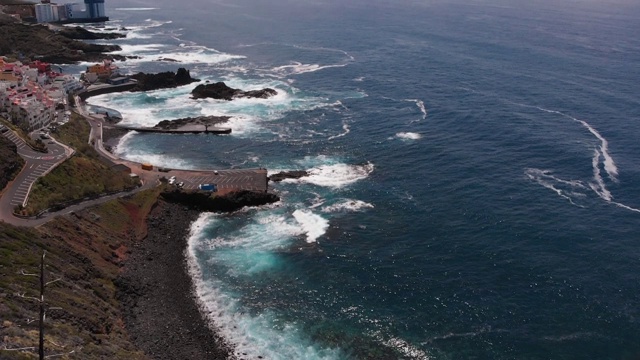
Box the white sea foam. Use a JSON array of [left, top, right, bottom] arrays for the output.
[[588, 149, 612, 201], [114, 131, 193, 169], [292, 209, 329, 243], [404, 98, 427, 120], [396, 132, 422, 140], [284, 162, 374, 188], [87, 86, 196, 128], [370, 331, 431, 360], [207, 213, 304, 253], [108, 43, 166, 54], [309, 193, 325, 209], [270, 62, 350, 77], [514, 103, 640, 213], [111, 43, 245, 65], [532, 106, 618, 181], [328, 124, 350, 140], [186, 214, 343, 359], [542, 332, 603, 342], [525, 168, 586, 207], [125, 32, 154, 40], [321, 199, 374, 213]]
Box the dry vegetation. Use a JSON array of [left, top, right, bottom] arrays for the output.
[[22, 113, 139, 216], [0, 188, 161, 359]]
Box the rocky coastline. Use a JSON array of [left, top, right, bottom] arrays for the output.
[[117, 190, 279, 359], [130, 68, 200, 92], [116, 201, 233, 360], [154, 115, 231, 130], [0, 16, 127, 64], [57, 26, 126, 40], [268, 170, 309, 182]]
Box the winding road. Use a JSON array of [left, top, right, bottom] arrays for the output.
[[0, 98, 268, 227], [0, 128, 74, 226]]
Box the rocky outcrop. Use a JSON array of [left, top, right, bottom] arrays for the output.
[[191, 81, 277, 100], [154, 115, 230, 130], [161, 189, 279, 212], [130, 68, 200, 92], [0, 20, 125, 64], [268, 170, 309, 182], [58, 26, 126, 40], [0, 136, 24, 191]]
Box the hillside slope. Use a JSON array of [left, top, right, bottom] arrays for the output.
[[0, 189, 160, 360], [0, 135, 24, 192]]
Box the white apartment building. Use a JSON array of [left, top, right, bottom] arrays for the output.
[[35, 3, 55, 23]]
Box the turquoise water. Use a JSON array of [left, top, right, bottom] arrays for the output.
[[78, 1, 640, 358]]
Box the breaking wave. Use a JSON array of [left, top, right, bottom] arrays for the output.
[[519, 104, 640, 213], [284, 162, 374, 188], [292, 209, 329, 243], [186, 214, 343, 359], [396, 132, 422, 140], [321, 199, 374, 213]]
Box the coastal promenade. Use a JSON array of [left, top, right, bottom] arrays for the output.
[[0, 89, 267, 227], [75, 94, 268, 194]]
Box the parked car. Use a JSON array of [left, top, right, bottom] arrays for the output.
[[199, 183, 217, 192]]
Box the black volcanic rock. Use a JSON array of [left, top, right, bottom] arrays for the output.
[[0, 21, 124, 64], [161, 189, 279, 212], [191, 81, 277, 100], [130, 68, 199, 92], [154, 115, 230, 130], [116, 201, 234, 359], [268, 170, 309, 182], [58, 26, 126, 40]]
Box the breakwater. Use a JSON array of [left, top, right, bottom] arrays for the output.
[[116, 125, 232, 134], [78, 82, 137, 100]]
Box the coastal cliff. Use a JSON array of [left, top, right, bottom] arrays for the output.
[[0, 17, 125, 64], [0, 189, 279, 359], [57, 26, 126, 40]]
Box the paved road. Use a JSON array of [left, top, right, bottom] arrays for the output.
[[76, 97, 268, 195], [0, 128, 74, 225], [0, 101, 269, 227]]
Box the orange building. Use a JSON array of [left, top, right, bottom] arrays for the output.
[[86, 64, 112, 79]]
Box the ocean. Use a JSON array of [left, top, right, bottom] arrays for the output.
[[70, 0, 640, 358]]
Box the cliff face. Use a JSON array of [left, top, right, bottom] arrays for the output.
[[160, 189, 280, 212], [0, 189, 278, 359], [0, 135, 25, 191], [0, 188, 160, 360], [0, 20, 124, 64]]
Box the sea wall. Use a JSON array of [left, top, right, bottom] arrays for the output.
[[78, 83, 137, 100]]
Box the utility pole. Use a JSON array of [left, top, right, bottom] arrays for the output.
[[18, 251, 65, 359], [39, 251, 45, 360]]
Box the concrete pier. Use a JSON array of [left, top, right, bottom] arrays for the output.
[[116, 125, 232, 134]]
